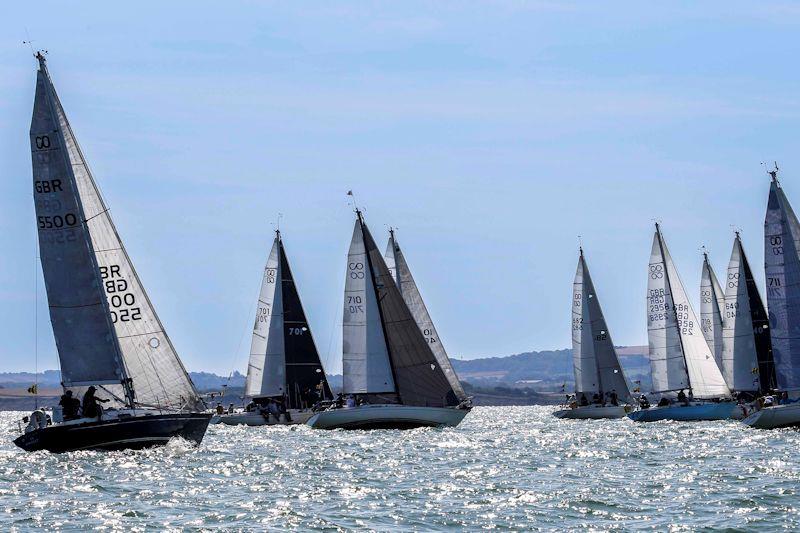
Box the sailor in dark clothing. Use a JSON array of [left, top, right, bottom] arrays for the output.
[[59, 390, 81, 420], [677, 389, 688, 406], [609, 389, 619, 406], [579, 393, 589, 407], [657, 396, 670, 407], [82, 386, 109, 419], [639, 395, 650, 409], [592, 393, 602, 405]]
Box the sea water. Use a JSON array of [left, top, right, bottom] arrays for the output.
[[1, 406, 798, 530]]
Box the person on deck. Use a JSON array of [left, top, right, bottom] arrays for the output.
[[639, 395, 651, 409], [657, 396, 670, 407], [59, 390, 81, 420], [609, 390, 619, 407], [591, 393, 602, 405], [346, 395, 356, 408], [579, 393, 589, 407], [267, 399, 281, 422], [81, 386, 109, 419], [677, 389, 688, 406], [215, 403, 224, 415]]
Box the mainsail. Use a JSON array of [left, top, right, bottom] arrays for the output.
[[30, 54, 201, 410], [646, 225, 729, 399], [343, 212, 458, 407], [722, 233, 776, 394], [764, 170, 800, 390], [700, 253, 725, 369], [245, 232, 331, 407], [572, 248, 631, 402], [384, 230, 466, 400]]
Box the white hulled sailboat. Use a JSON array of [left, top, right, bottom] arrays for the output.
[[744, 167, 800, 429], [216, 231, 331, 426], [629, 224, 735, 422], [307, 211, 470, 429], [554, 248, 633, 419], [15, 53, 210, 452]]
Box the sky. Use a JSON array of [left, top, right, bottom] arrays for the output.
[[1, 2, 799, 375]]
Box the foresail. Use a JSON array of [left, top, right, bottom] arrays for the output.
[[580, 253, 631, 402], [342, 219, 395, 394], [279, 239, 332, 406], [700, 256, 725, 369], [362, 221, 457, 406], [386, 233, 467, 400], [245, 237, 285, 398], [765, 177, 800, 390], [572, 255, 599, 394], [30, 60, 125, 388], [661, 232, 729, 398], [647, 230, 688, 393], [45, 58, 200, 410], [721, 237, 760, 392]]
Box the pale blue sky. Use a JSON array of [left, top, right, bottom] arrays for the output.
[[1, 2, 799, 374]]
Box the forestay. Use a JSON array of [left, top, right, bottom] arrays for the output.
[[384, 231, 466, 400], [765, 174, 800, 391], [245, 236, 286, 398], [700, 254, 725, 370], [573, 250, 631, 403], [31, 55, 201, 410]]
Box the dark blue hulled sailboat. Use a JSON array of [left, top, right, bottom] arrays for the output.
[[15, 54, 210, 452]]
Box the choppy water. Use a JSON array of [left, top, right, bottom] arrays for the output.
[[1, 406, 799, 531]]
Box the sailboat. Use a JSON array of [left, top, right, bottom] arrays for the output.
[[700, 252, 725, 371], [744, 167, 800, 429], [14, 53, 211, 453], [628, 224, 735, 422], [721, 233, 776, 403], [383, 229, 468, 404], [216, 230, 331, 426], [306, 211, 471, 429], [553, 247, 633, 419]]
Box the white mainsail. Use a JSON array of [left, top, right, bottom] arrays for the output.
[[384, 230, 466, 400], [700, 253, 725, 370], [245, 235, 286, 398], [765, 170, 800, 391], [647, 225, 729, 399], [573, 249, 631, 402], [342, 216, 395, 394], [721, 234, 761, 392], [31, 54, 201, 410]]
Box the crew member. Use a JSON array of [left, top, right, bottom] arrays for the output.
[[82, 386, 110, 419], [59, 390, 81, 420]]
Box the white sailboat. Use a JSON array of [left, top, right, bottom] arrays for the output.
[[216, 231, 331, 426], [700, 252, 725, 371], [384, 229, 468, 404], [15, 53, 210, 453], [629, 224, 735, 422], [307, 211, 470, 429], [744, 167, 800, 429], [554, 248, 632, 419]]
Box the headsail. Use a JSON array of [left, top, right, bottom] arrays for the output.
[[31, 54, 201, 410], [700, 253, 725, 369], [647, 225, 729, 398], [722, 234, 775, 394], [384, 230, 466, 400], [764, 170, 800, 391], [572, 249, 631, 403]]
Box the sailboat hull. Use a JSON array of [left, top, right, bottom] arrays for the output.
[[213, 409, 314, 426], [13, 412, 212, 453], [628, 402, 736, 422], [742, 403, 800, 429], [553, 405, 630, 419], [306, 404, 469, 430]]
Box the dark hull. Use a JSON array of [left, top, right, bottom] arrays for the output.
[[13, 413, 212, 453]]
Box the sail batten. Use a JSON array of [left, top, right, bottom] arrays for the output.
[[384, 232, 467, 400]]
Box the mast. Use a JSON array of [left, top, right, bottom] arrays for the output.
[[655, 223, 693, 395]]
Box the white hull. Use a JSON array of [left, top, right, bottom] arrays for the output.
[[212, 409, 314, 426], [553, 405, 629, 419], [628, 401, 736, 422], [742, 403, 800, 429], [306, 404, 469, 430]]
